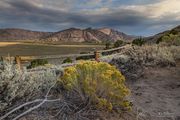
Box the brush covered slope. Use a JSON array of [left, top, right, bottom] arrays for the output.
[[145, 25, 180, 45]]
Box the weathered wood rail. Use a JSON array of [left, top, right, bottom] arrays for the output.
[[0, 45, 130, 70]]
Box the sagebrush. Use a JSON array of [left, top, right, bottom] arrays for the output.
[[59, 61, 131, 111], [27, 59, 48, 69], [101, 45, 179, 79], [0, 60, 60, 113]]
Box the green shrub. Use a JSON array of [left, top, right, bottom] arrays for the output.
[[105, 41, 111, 49], [76, 52, 94, 60], [132, 38, 145, 46], [156, 36, 164, 44], [156, 35, 171, 44], [62, 57, 73, 63], [59, 61, 130, 111], [114, 40, 124, 48], [80, 51, 90, 54], [76, 55, 94, 60], [27, 59, 48, 69], [170, 29, 179, 35]]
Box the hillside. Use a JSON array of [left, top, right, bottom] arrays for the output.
[[43, 28, 136, 42], [0, 28, 136, 43], [0, 28, 52, 41], [98, 28, 136, 41], [43, 28, 111, 43], [145, 25, 180, 44]]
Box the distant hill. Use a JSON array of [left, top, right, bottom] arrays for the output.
[[0, 27, 136, 43], [0, 28, 52, 41], [43, 28, 111, 43], [145, 25, 180, 45]]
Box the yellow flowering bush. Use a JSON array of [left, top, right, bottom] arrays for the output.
[[59, 61, 130, 111]]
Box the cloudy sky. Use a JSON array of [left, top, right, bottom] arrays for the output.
[[0, 0, 180, 36]]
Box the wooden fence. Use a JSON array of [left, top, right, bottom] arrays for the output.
[[1, 45, 130, 70]]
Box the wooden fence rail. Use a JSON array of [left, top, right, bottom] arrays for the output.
[[98, 45, 128, 53], [21, 53, 94, 60]]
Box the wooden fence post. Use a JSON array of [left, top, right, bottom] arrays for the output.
[[1, 56, 4, 62], [94, 51, 100, 62], [15, 56, 21, 70]]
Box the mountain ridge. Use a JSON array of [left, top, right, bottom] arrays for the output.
[[0, 27, 136, 43]]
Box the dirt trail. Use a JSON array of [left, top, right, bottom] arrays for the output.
[[129, 61, 180, 120]]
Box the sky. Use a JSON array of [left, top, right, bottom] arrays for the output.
[[0, 0, 180, 36]]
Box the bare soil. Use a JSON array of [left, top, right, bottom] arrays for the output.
[[128, 60, 180, 120]]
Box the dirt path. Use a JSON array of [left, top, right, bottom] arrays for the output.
[[129, 61, 180, 120]]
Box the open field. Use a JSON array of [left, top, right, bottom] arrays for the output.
[[0, 42, 104, 56]]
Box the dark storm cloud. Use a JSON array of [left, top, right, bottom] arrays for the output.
[[0, 0, 179, 35], [0, 0, 147, 28], [0, 0, 90, 29]]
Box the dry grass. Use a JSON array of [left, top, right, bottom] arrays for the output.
[[0, 42, 104, 47], [0, 42, 104, 56], [0, 42, 22, 47]]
